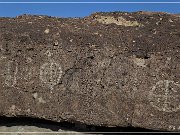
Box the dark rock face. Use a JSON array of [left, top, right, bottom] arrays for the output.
[[0, 11, 180, 131]]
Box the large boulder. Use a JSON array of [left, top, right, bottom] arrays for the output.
[[0, 11, 180, 131]]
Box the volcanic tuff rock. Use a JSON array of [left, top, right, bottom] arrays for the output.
[[0, 11, 180, 131]]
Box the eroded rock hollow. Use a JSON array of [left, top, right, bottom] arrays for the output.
[[0, 12, 180, 131]]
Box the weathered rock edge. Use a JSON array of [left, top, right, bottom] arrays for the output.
[[0, 11, 179, 131]]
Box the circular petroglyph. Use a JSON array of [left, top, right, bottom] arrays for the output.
[[40, 60, 63, 90], [149, 80, 180, 112], [4, 61, 18, 87], [23, 64, 37, 86], [3, 59, 37, 88]]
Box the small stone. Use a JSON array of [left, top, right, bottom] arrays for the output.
[[38, 97, 46, 103], [26, 109, 31, 113], [32, 92, 38, 99], [11, 105, 16, 110], [132, 57, 146, 67], [44, 28, 50, 34], [156, 21, 160, 25], [169, 19, 173, 22], [54, 41, 59, 45]]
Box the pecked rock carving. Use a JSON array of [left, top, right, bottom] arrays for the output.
[[5, 60, 18, 88], [40, 50, 63, 90], [0, 11, 180, 131], [149, 80, 180, 113]]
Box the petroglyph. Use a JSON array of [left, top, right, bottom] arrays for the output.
[[149, 80, 180, 112], [40, 50, 63, 90], [40, 61, 63, 90], [23, 66, 36, 85], [4, 58, 36, 88], [132, 70, 138, 98], [5, 61, 18, 87]]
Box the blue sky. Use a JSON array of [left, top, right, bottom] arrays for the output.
[[0, 0, 179, 17]]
